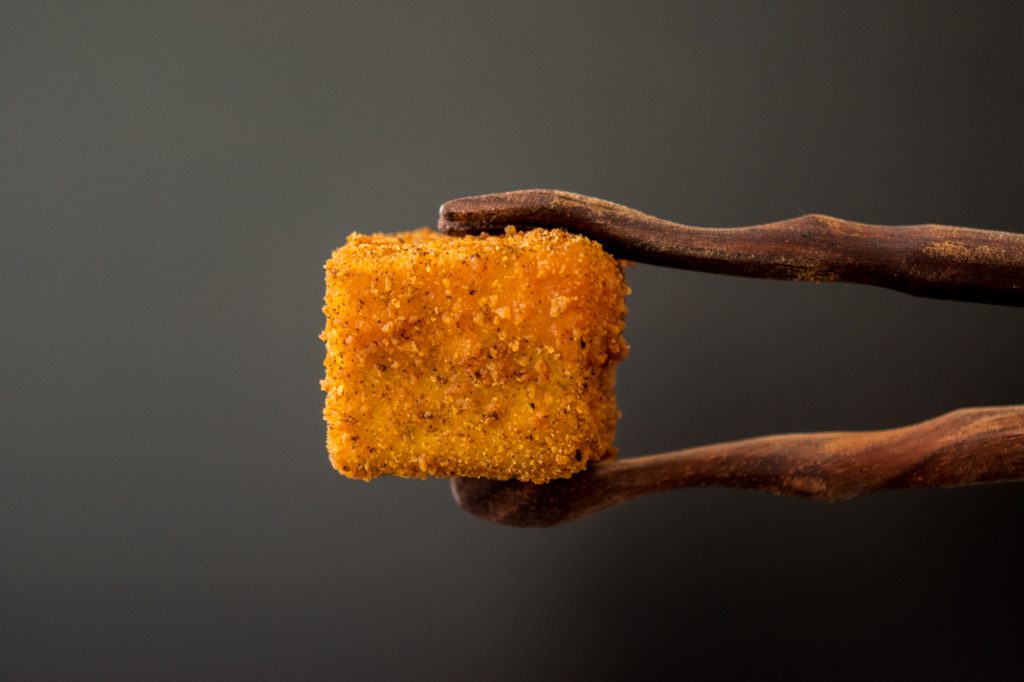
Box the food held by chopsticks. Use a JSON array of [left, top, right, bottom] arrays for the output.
[[321, 226, 629, 483], [322, 190, 1023, 526]]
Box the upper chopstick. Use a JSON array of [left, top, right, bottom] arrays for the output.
[[439, 189, 1024, 306]]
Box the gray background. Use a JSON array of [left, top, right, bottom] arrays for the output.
[[3, 1, 1023, 679]]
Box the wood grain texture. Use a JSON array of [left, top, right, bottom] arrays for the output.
[[451, 406, 1024, 527], [439, 189, 1024, 305]]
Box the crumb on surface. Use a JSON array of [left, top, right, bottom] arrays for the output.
[[320, 227, 630, 483]]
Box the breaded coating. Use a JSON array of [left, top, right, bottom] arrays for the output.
[[320, 227, 629, 483]]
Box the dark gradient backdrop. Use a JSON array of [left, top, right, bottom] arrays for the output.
[[3, 1, 1023, 680]]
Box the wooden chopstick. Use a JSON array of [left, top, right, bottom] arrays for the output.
[[440, 189, 1024, 306], [451, 405, 1024, 527]]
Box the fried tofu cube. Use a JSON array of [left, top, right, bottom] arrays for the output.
[[320, 227, 629, 483]]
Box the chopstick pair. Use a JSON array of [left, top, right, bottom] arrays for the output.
[[439, 189, 1024, 527]]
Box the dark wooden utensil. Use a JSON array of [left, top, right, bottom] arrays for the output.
[[451, 406, 1024, 527], [439, 189, 1024, 306], [439, 190, 1024, 527]]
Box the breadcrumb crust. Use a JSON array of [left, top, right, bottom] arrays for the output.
[[321, 227, 630, 483]]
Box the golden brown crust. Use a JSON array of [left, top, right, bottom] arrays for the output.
[[320, 227, 630, 483]]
